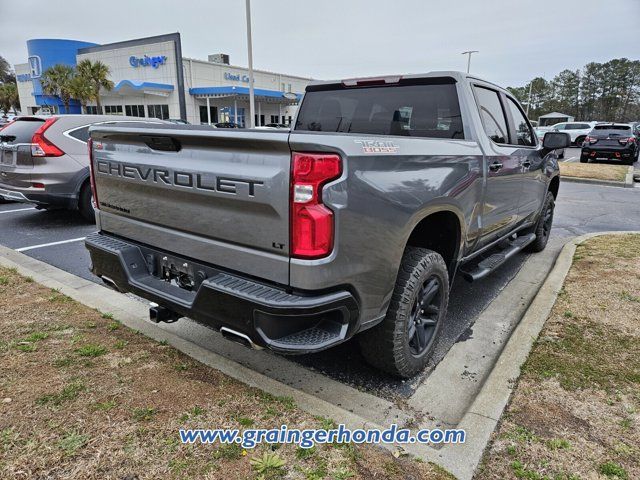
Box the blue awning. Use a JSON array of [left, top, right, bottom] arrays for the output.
[[189, 85, 301, 101], [113, 80, 174, 92]]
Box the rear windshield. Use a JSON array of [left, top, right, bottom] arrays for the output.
[[0, 118, 45, 144], [592, 125, 631, 136], [294, 81, 464, 139]]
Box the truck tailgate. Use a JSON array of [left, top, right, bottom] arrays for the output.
[[89, 125, 291, 285]]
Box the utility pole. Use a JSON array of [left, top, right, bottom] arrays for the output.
[[526, 81, 533, 117], [461, 50, 479, 74], [245, 0, 255, 128]]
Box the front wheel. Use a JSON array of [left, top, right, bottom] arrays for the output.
[[359, 247, 449, 378], [525, 192, 555, 253], [575, 136, 585, 147]]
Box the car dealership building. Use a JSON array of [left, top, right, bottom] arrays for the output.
[[14, 33, 311, 126]]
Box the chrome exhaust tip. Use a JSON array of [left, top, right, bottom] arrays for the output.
[[220, 327, 263, 350]]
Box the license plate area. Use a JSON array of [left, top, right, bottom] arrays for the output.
[[0, 147, 16, 167], [156, 254, 197, 291]]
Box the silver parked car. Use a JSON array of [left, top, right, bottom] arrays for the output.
[[0, 115, 165, 221]]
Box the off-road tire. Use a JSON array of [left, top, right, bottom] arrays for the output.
[[525, 192, 555, 253], [358, 247, 449, 378], [78, 182, 96, 223]]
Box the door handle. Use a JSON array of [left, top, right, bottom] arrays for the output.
[[489, 161, 503, 172]]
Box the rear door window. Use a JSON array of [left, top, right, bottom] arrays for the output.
[[67, 126, 90, 143], [294, 80, 464, 139], [473, 86, 509, 144], [0, 118, 45, 144]]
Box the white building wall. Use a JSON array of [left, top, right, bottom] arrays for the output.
[[184, 58, 310, 125], [76, 40, 182, 119], [15, 63, 36, 114]]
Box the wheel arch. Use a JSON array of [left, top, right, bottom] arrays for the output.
[[548, 175, 560, 199], [405, 208, 464, 278]]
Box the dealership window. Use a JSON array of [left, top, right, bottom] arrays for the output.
[[104, 105, 123, 115], [85, 106, 98, 115], [270, 115, 279, 124], [281, 83, 285, 92], [288, 84, 292, 92], [199, 105, 218, 124], [148, 104, 169, 120], [125, 104, 145, 117]]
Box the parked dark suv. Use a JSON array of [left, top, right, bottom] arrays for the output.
[[580, 123, 639, 165]]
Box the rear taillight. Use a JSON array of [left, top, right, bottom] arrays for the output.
[[88, 138, 99, 209], [31, 117, 64, 157], [585, 136, 597, 144], [619, 137, 635, 145], [290, 152, 342, 259]]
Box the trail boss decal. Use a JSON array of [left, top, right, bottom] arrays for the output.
[[354, 139, 400, 154]]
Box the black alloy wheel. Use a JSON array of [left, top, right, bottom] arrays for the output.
[[407, 276, 442, 356]]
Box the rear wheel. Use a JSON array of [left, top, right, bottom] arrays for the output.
[[359, 247, 449, 378], [78, 182, 95, 223], [575, 136, 586, 147], [525, 192, 555, 253]]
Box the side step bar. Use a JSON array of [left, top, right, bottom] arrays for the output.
[[459, 233, 536, 282]]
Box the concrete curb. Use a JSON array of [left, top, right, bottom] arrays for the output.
[[441, 231, 640, 480], [560, 167, 635, 188]]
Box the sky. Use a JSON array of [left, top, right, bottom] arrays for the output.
[[0, 0, 638, 88]]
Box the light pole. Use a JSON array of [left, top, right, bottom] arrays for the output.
[[526, 81, 533, 118], [245, 0, 255, 128], [461, 50, 479, 74]]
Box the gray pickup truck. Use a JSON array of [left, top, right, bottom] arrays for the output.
[[85, 71, 569, 377]]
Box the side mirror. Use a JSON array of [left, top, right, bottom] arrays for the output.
[[543, 131, 571, 150]]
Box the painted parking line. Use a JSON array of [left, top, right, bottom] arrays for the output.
[[0, 207, 36, 214], [16, 237, 87, 252], [563, 156, 578, 163]]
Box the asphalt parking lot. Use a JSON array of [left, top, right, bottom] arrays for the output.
[[1, 169, 640, 399]]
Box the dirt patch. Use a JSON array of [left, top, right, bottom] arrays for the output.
[[479, 234, 640, 480], [0, 267, 454, 480], [559, 162, 629, 182]]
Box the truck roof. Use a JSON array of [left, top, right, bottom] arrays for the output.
[[306, 70, 506, 92]]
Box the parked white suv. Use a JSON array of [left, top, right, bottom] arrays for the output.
[[550, 121, 597, 146]]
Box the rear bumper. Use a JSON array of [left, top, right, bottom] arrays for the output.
[[85, 232, 360, 353], [0, 185, 75, 208], [581, 146, 636, 161]]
